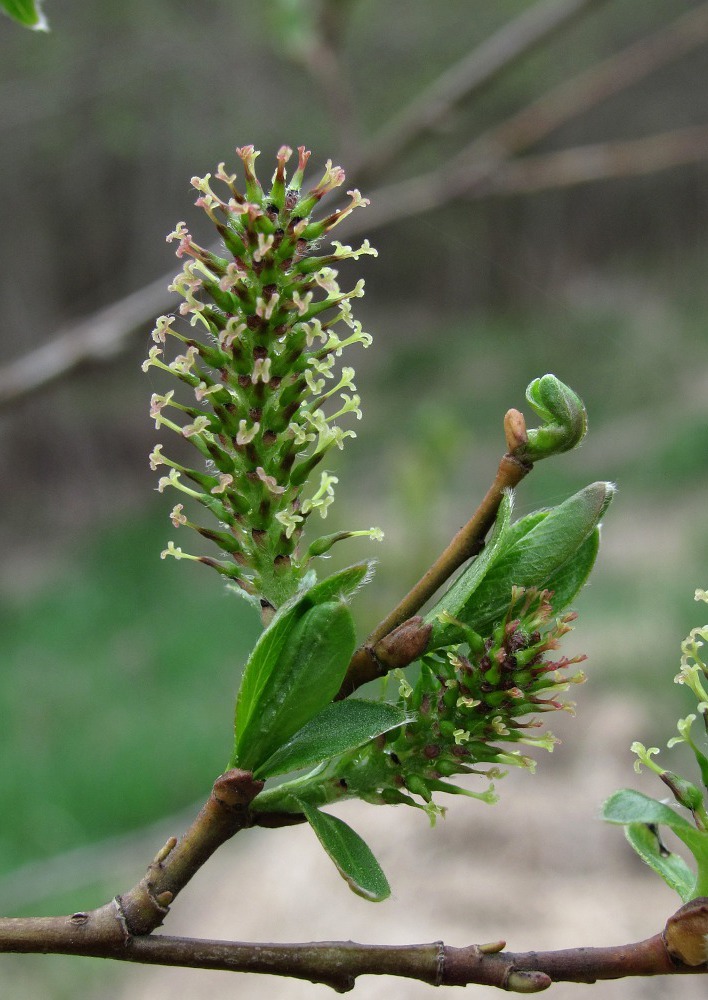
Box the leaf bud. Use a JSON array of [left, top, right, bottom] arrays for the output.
[[515, 374, 587, 464]]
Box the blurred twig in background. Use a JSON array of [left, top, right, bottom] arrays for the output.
[[2, 0, 708, 408]]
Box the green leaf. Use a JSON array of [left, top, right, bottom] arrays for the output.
[[300, 801, 391, 901], [497, 509, 547, 556], [457, 482, 614, 637], [602, 788, 696, 831], [1, 0, 48, 29], [503, 517, 600, 618], [623, 822, 695, 902], [425, 492, 512, 647], [233, 601, 309, 749], [544, 527, 600, 610], [254, 699, 409, 779], [234, 562, 371, 751], [234, 598, 357, 771], [603, 788, 708, 898]]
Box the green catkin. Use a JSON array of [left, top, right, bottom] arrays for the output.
[[144, 146, 381, 609]]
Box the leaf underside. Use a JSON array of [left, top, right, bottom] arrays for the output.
[[300, 801, 391, 902]]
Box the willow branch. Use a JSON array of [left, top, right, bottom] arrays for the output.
[[338, 418, 531, 697], [2, 901, 707, 992], [115, 769, 265, 935], [39, 768, 298, 942], [476, 0, 708, 161], [351, 0, 606, 184], [0, 774, 301, 965], [0, 271, 175, 407], [356, 2, 708, 233], [372, 452, 529, 647], [476, 126, 708, 196]]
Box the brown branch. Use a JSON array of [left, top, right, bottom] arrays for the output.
[[0, 768, 304, 949], [0, 271, 176, 407], [353, 2, 708, 233], [2, 901, 707, 992], [370, 456, 529, 645], [0, 770, 262, 963], [477, 0, 708, 161], [114, 769, 264, 935], [475, 126, 708, 196], [351, 0, 606, 184], [338, 432, 531, 697]]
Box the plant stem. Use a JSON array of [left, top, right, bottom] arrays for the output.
[[337, 451, 530, 696], [1, 916, 706, 992], [5, 769, 266, 944], [113, 769, 264, 935]]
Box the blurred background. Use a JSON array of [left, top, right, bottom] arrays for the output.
[[1, 0, 708, 996]]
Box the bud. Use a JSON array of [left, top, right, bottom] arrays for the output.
[[664, 899, 708, 966], [658, 772, 708, 831]]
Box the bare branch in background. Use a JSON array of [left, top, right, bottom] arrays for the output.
[[472, 0, 708, 160], [356, 126, 708, 233], [2, 2, 708, 409], [351, 0, 608, 184], [0, 273, 176, 406], [306, 0, 361, 163], [351, 1, 708, 231], [482, 126, 708, 195]]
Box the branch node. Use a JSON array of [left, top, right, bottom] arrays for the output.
[[112, 896, 131, 945], [115, 883, 172, 938], [375, 616, 432, 669], [212, 768, 264, 807], [434, 940, 445, 987]]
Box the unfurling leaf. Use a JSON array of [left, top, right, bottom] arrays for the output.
[[517, 374, 587, 463], [428, 482, 614, 648], [299, 801, 391, 901]]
